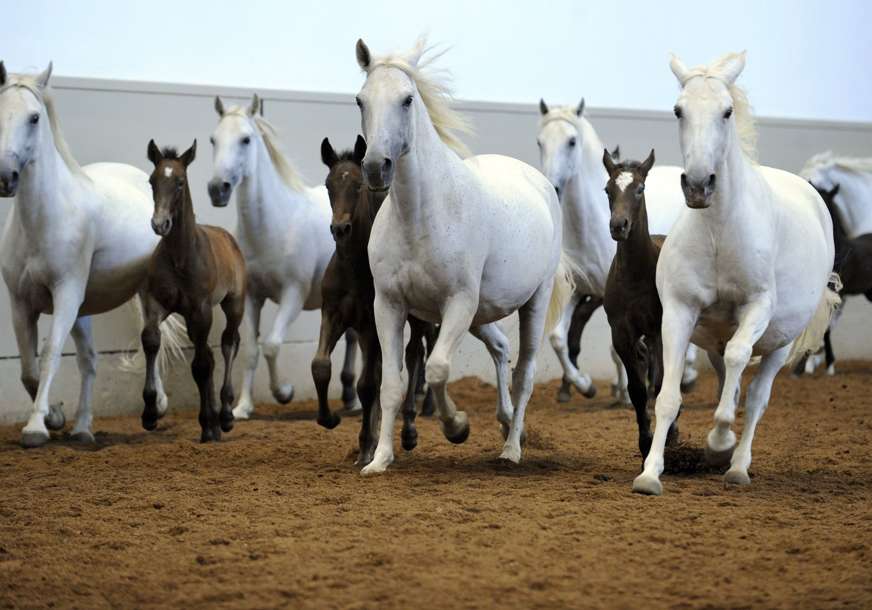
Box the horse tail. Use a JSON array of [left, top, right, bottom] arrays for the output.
[[785, 272, 842, 369], [545, 252, 579, 334], [119, 297, 188, 374]]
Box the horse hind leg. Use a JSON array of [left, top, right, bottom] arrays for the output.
[[218, 295, 244, 433], [614, 329, 653, 458], [549, 292, 595, 400], [233, 294, 263, 420], [400, 319, 428, 452], [187, 308, 220, 443], [340, 330, 360, 412], [69, 316, 97, 443], [558, 295, 600, 402], [470, 322, 514, 440], [418, 324, 438, 416], [610, 345, 631, 405], [263, 287, 305, 405]]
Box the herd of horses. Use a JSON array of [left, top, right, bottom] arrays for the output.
[[1, 38, 869, 495]]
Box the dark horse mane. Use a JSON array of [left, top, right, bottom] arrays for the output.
[[160, 147, 180, 159], [335, 149, 358, 163]]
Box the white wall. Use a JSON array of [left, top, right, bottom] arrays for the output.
[[5, 0, 872, 121], [1, 75, 871, 424]]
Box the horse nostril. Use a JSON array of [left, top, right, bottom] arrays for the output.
[[555, 186, 561, 197], [707, 174, 716, 189], [11, 171, 18, 182], [222, 182, 231, 193], [382, 158, 392, 171]]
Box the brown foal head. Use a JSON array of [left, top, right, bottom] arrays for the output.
[[603, 148, 655, 241], [320, 135, 367, 246], [147, 139, 197, 236]]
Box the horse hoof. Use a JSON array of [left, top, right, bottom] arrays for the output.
[[70, 430, 96, 444], [317, 413, 341, 430], [704, 444, 736, 469], [724, 468, 751, 486], [581, 384, 597, 399], [556, 387, 572, 403], [200, 427, 221, 443], [21, 430, 50, 449], [632, 473, 663, 496], [220, 413, 234, 433], [141, 415, 159, 432], [826, 364, 836, 376], [272, 384, 294, 405], [442, 412, 470, 444], [401, 428, 418, 452], [499, 443, 522, 464], [232, 404, 253, 420], [45, 403, 66, 431], [361, 455, 392, 475]]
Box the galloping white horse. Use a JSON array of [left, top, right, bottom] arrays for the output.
[[355, 38, 572, 474], [536, 100, 698, 403], [633, 52, 838, 495], [207, 95, 358, 419], [802, 152, 872, 237], [0, 63, 181, 447]]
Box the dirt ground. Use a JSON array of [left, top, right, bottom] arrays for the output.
[[1, 361, 871, 610]]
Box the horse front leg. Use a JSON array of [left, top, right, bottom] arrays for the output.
[[140, 295, 167, 432], [69, 316, 97, 443], [21, 283, 84, 448], [549, 291, 595, 399], [705, 297, 774, 468], [470, 322, 514, 439], [233, 293, 263, 420], [218, 294, 244, 433], [9, 294, 39, 404], [612, 325, 653, 458], [340, 330, 360, 411], [186, 306, 219, 443], [262, 286, 304, 405], [559, 295, 601, 402], [310, 309, 348, 430]]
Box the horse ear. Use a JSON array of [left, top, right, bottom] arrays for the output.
[[147, 139, 162, 166], [320, 137, 338, 168], [829, 184, 841, 199], [180, 140, 197, 167], [248, 94, 260, 117], [611, 145, 620, 161], [669, 53, 691, 85], [214, 96, 225, 117], [0, 62, 6, 87], [576, 98, 585, 117], [711, 51, 746, 85], [602, 148, 617, 175], [36, 62, 53, 88], [356, 39, 372, 71], [353, 135, 367, 164], [639, 149, 656, 176], [539, 99, 549, 116]]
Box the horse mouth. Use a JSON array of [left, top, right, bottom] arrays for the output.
[[367, 185, 390, 194], [684, 197, 712, 209]]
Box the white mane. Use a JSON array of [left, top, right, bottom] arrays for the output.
[[222, 106, 306, 192], [365, 38, 473, 159], [801, 151, 872, 179], [0, 75, 89, 180]]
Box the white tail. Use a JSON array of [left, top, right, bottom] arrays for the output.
[[785, 273, 842, 368], [119, 297, 189, 373], [544, 252, 578, 333]]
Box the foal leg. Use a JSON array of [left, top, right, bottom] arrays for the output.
[[633, 301, 696, 495], [724, 344, 789, 486], [558, 295, 600, 402], [218, 295, 244, 433], [263, 286, 305, 405], [613, 327, 653, 458], [470, 322, 514, 439], [501, 282, 550, 464], [340, 330, 360, 412], [310, 310, 347, 430], [140, 296, 167, 432], [705, 297, 773, 468], [233, 294, 263, 420], [401, 319, 427, 452], [69, 316, 97, 443], [550, 291, 596, 399], [21, 284, 84, 447], [356, 329, 381, 465], [823, 329, 836, 376], [610, 345, 631, 405], [187, 307, 220, 443]]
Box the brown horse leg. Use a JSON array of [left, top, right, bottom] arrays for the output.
[[218, 295, 244, 433], [401, 319, 426, 451], [614, 327, 652, 458], [823, 329, 835, 374], [340, 330, 359, 410], [356, 329, 381, 465], [311, 310, 347, 430], [140, 295, 167, 432], [187, 307, 220, 443]]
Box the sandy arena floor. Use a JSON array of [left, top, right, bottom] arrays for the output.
[[1, 362, 871, 609]]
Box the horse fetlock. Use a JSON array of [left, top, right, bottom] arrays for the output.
[[724, 467, 752, 486], [705, 428, 736, 467], [271, 383, 294, 405], [45, 403, 66, 431], [232, 401, 254, 420], [499, 440, 523, 464]]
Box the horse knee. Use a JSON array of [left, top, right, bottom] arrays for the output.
[[425, 357, 450, 388], [724, 342, 752, 370], [262, 341, 280, 360], [142, 326, 161, 356], [311, 357, 331, 386], [191, 350, 214, 383], [549, 330, 566, 352]]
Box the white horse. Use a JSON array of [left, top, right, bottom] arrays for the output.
[[633, 52, 838, 495], [536, 100, 699, 403], [355, 38, 572, 474], [207, 95, 358, 419], [0, 63, 181, 447]]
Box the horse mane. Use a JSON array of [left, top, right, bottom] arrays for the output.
[[365, 38, 473, 159], [801, 151, 872, 179], [335, 149, 359, 163], [160, 147, 180, 159], [0, 74, 89, 181], [221, 106, 307, 192]]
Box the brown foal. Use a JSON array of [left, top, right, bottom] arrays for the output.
[[602, 149, 679, 458], [140, 140, 246, 442], [312, 136, 435, 465]]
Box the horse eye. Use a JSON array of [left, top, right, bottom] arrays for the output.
[[636, 184, 645, 196], [673, 105, 683, 119], [568, 137, 577, 148], [241, 136, 251, 145], [536, 140, 542, 148], [403, 95, 413, 108], [723, 107, 733, 120], [355, 96, 363, 108], [209, 136, 215, 146], [29, 113, 39, 125]]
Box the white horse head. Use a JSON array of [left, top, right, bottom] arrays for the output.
[[536, 98, 586, 196], [0, 62, 55, 197], [207, 94, 262, 206], [354, 37, 471, 191], [670, 51, 755, 208]]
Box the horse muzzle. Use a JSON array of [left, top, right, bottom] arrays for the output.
[[681, 173, 716, 209], [609, 217, 630, 241], [151, 217, 173, 236], [207, 179, 233, 208], [363, 156, 393, 193], [0, 170, 19, 198]]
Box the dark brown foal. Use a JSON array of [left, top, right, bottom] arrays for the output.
[[311, 136, 434, 465], [140, 140, 246, 442], [602, 149, 678, 458]]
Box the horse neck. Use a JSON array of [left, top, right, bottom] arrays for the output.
[[163, 186, 199, 269], [236, 138, 302, 240], [615, 199, 657, 277], [562, 123, 614, 250], [13, 128, 82, 237], [388, 103, 466, 233]]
